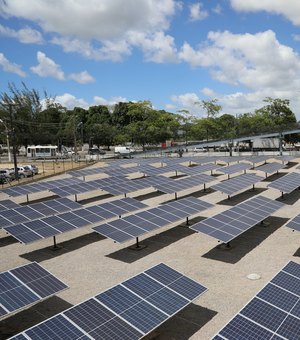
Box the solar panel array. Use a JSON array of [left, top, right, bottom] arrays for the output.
[[285, 212, 300, 232], [153, 173, 215, 194], [255, 161, 286, 174], [214, 261, 300, 340], [178, 163, 221, 175], [191, 196, 284, 243], [211, 173, 264, 196], [93, 196, 213, 243], [4, 197, 148, 244], [0, 262, 68, 319], [217, 162, 251, 175], [0, 199, 20, 211], [11, 263, 207, 340], [1, 177, 83, 197], [268, 172, 300, 194], [0, 197, 81, 228]]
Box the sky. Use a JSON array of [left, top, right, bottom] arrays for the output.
[[1, 0, 300, 119]]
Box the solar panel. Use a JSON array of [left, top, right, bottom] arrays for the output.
[[268, 172, 300, 194], [217, 162, 251, 175], [255, 161, 286, 174], [4, 198, 148, 244], [0, 199, 20, 211], [11, 263, 207, 340], [214, 261, 300, 340], [178, 163, 221, 175], [211, 173, 264, 196], [285, 212, 300, 232], [0, 262, 68, 319], [191, 195, 284, 243], [93, 196, 213, 243]]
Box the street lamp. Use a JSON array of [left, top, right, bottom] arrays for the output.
[[0, 119, 11, 162]]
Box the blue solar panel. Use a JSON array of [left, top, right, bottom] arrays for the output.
[[12, 263, 207, 340], [215, 261, 300, 340], [0, 262, 67, 319]]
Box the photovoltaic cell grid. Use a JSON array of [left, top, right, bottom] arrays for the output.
[[0, 199, 20, 211], [268, 172, 300, 194], [1, 177, 83, 197], [137, 164, 185, 176], [216, 156, 245, 164], [216, 162, 251, 175], [4, 197, 148, 244], [153, 173, 215, 194], [191, 195, 284, 243], [0, 262, 68, 319], [243, 155, 269, 165], [214, 261, 300, 340], [93, 196, 213, 243], [11, 263, 207, 340], [255, 161, 286, 174], [0, 197, 81, 228], [211, 173, 264, 196], [285, 211, 300, 232], [175, 163, 221, 176]]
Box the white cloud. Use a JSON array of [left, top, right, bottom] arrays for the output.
[[0, 24, 43, 44], [230, 0, 300, 26], [189, 3, 208, 21], [68, 71, 95, 84], [93, 96, 128, 106], [55, 93, 89, 109], [0, 0, 181, 62], [0, 53, 26, 77], [129, 31, 178, 63], [30, 51, 65, 80], [179, 30, 300, 91]]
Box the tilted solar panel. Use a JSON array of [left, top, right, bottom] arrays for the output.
[[255, 161, 286, 174], [11, 263, 207, 340], [213, 261, 300, 340], [217, 162, 251, 175], [212, 173, 263, 196], [268, 172, 300, 194], [93, 196, 213, 243], [191, 195, 284, 243], [0, 262, 68, 319]]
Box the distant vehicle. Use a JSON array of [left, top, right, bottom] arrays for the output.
[[17, 166, 33, 178], [27, 145, 58, 159], [88, 148, 106, 155], [26, 164, 39, 175], [0, 169, 14, 181], [114, 146, 134, 158], [193, 146, 207, 153]]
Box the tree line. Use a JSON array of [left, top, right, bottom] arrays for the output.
[[0, 83, 298, 152]]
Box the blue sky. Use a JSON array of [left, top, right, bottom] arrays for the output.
[[1, 0, 300, 119]]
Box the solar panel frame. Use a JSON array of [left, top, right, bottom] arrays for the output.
[[191, 195, 284, 243], [11, 263, 207, 340], [268, 172, 300, 194], [214, 261, 300, 340]]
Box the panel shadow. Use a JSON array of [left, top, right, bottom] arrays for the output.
[[20, 232, 105, 263], [275, 188, 300, 205], [0, 296, 72, 340], [0, 235, 19, 248], [294, 247, 300, 257], [202, 216, 288, 264], [106, 224, 197, 264], [133, 191, 166, 201], [261, 172, 286, 182], [148, 304, 217, 340], [217, 188, 267, 206]]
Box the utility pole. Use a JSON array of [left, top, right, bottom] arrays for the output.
[[0, 119, 11, 162]]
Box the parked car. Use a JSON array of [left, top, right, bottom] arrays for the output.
[[0, 169, 14, 181], [193, 146, 207, 153], [17, 166, 33, 178], [26, 164, 39, 175], [88, 148, 106, 155]]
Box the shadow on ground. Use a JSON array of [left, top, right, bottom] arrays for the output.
[[0, 235, 19, 248], [217, 188, 267, 206], [0, 296, 72, 340], [20, 232, 105, 262], [149, 304, 217, 340], [261, 172, 287, 182], [202, 216, 288, 264], [275, 188, 300, 205], [106, 224, 198, 264], [133, 191, 166, 201], [294, 247, 300, 257], [78, 193, 113, 205], [282, 161, 298, 170]]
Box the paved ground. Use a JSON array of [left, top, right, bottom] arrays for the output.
[[0, 153, 299, 339]]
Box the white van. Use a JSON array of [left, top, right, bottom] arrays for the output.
[[114, 146, 134, 158]]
